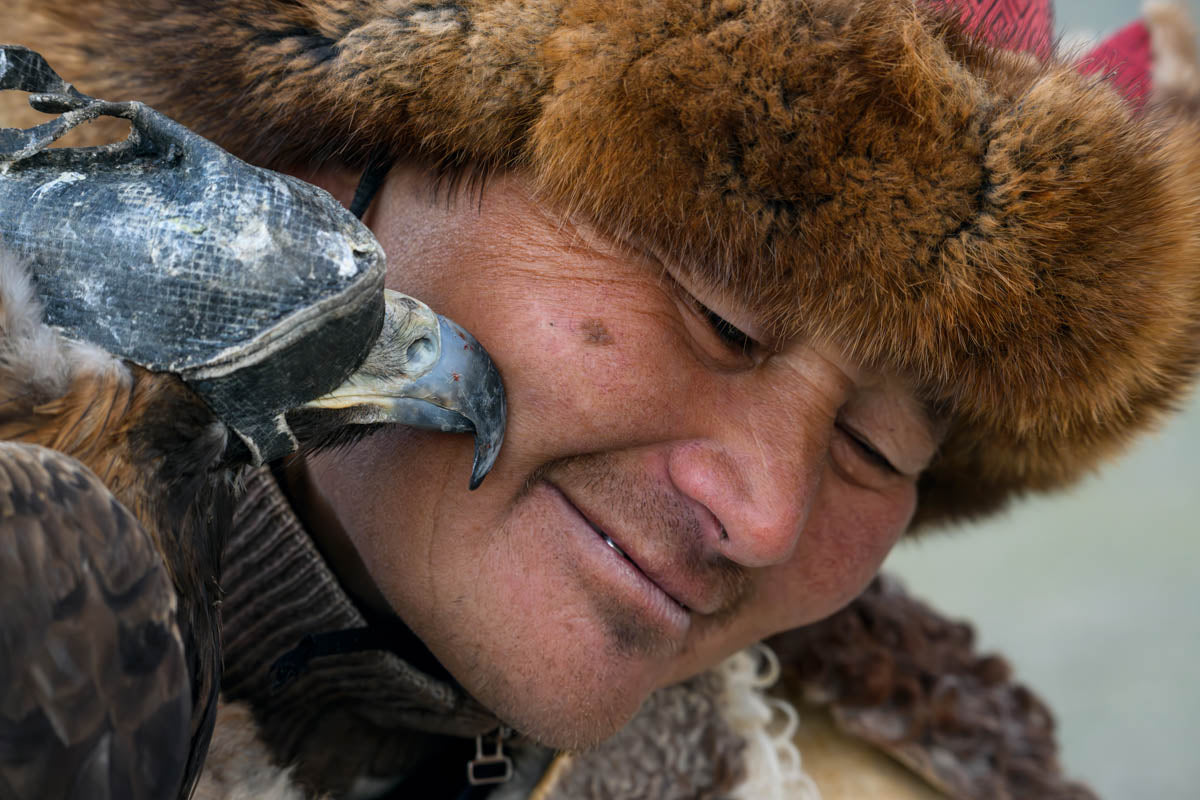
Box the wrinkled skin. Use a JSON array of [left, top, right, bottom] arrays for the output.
[[288, 165, 939, 749]]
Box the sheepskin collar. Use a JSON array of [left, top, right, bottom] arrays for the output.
[[770, 576, 1098, 799]]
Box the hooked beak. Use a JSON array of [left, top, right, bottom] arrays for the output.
[[301, 290, 506, 489]]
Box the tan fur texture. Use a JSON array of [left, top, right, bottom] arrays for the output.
[[1147, 1, 1200, 118], [194, 701, 315, 800], [7, 0, 1200, 525]]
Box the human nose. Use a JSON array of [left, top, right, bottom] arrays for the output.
[[665, 384, 830, 568]]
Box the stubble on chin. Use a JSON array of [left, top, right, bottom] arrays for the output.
[[454, 452, 759, 750]]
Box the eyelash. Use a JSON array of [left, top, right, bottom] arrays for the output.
[[836, 422, 899, 475]]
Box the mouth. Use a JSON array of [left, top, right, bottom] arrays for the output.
[[583, 516, 692, 614], [548, 481, 718, 619]]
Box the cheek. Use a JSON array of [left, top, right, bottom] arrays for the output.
[[304, 429, 444, 588], [507, 315, 641, 428], [472, 298, 694, 454], [753, 481, 916, 632]]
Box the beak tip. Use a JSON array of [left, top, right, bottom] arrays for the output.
[[468, 438, 501, 490]]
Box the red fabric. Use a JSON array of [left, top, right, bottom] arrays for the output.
[[931, 1, 1155, 110], [1080, 21, 1153, 109], [929, 0, 1055, 57]]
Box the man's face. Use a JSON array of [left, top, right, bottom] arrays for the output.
[[300, 165, 939, 748]]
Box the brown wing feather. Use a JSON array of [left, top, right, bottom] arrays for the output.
[[0, 441, 191, 800]]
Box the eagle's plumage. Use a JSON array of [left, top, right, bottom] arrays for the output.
[[0, 250, 234, 799], [0, 442, 193, 800]]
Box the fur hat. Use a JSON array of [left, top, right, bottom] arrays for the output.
[[7, 0, 1200, 527]]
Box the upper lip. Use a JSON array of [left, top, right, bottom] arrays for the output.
[[553, 483, 722, 615]]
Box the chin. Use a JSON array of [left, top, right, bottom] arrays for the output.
[[446, 633, 666, 751], [497, 696, 643, 751], [478, 676, 653, 750]]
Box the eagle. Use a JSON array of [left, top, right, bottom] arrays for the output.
[[0, 47, 506, 800]]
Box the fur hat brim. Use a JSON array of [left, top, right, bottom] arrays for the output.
[[8, 0, 1200, 527]]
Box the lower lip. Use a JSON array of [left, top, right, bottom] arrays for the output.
[[542, 482, 691, 639]]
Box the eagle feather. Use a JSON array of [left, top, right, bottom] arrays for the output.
[[0, 247, 229, 799]]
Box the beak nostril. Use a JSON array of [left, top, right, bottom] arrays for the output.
[[405, 336, 436, 371]]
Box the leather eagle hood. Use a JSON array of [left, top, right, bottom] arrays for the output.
[[8, 0, 1200, 526]]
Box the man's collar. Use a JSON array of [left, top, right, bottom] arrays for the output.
[[220, 466, 498, 795]]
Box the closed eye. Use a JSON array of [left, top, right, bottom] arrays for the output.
[[695, 300, 755, 356], [835, 421, 900, 475]]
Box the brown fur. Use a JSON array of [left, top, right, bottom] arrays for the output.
[[6, 0, 1200, 526], [771, 576, 1097, 799]]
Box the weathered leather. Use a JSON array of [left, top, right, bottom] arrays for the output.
[[0, 48, 385, 463]]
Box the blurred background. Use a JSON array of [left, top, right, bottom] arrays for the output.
[[886, 6, 1199, 799]]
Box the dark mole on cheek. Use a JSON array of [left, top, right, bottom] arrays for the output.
[[580, 318, 614, 345]]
